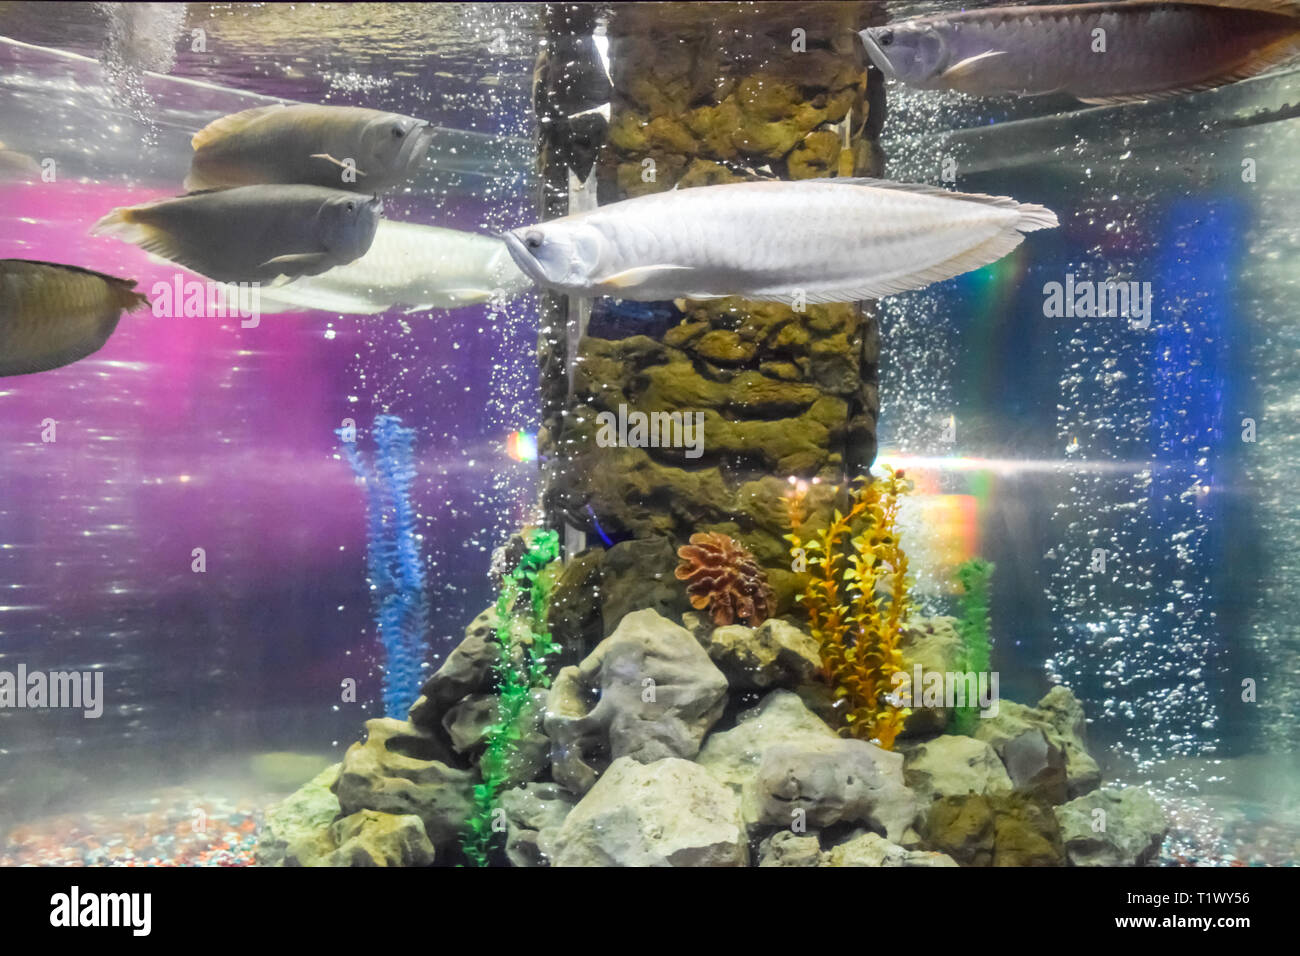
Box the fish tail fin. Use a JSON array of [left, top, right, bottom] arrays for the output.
[[119, 283, 151, 314], [91, 206, 180, 268], [97, 273, 151, 313], [1015, 202, 1059, 233], [89, 205, 140, 237]]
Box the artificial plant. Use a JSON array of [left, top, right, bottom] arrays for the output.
[[337, 414, 428, 719], [785, 466, 912, 750], [461, 527, 561, 867], [952, 558, 995, 736]]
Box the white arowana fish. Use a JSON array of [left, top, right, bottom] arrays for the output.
[[254, 219, 532, 315], [502, 178, 1058, 304], [184, 103, 435, 193], [0, 259, 149, 377], [91, 185, 382, 285], [860, 0, 1300, 104]]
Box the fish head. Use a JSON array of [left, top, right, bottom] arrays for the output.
[[360, 113, 435, 179], [860, 22, 950, 86], [319, 193, 383, 262], [502, 221, 606, 291]]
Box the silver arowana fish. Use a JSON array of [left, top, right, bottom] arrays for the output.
[[503, 178, 1057, 304], [185, 103, 435, 193], [0, 259, 149, 377], [860, 0, 1300, 105], [255, 220, 532, 315], [91, 185, 382, 285]]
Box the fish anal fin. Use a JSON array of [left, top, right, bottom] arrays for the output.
[[191, 104, 286, 151]]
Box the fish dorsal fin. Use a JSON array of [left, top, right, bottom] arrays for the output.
[[1169, 0, 1300, 16], [939, 50, 1006, 84], [191, 104, 286, 150], [597, 264, 694, 289]]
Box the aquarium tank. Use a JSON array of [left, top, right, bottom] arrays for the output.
[[0, 0, 1297, 882]]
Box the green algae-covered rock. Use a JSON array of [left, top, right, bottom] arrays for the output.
[[923, 793, 1066, 867], [326, 810, 434, 867]]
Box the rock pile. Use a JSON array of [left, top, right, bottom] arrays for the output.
[[258, 608, 1167, 867]]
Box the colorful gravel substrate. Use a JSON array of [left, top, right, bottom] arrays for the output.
[[0, 788, 266, 867]]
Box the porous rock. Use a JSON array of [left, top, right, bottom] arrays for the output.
[[408, 606, 498, 732], [699, 618, 822, 689], [256, 762, 342, 866], [441, 687, 550, 787], [333, 718, 475, 856], [974, 686, 1102, 802], [752, 736, 917, 843], [548, 757, 748, 867], [902, 734, 1013, 804], [545, 608, 728, 794], [697, 689, 837, 799], [758, 830, 824, 867], [1055, 787, 1168, 867], [499, 782, 579, 867], [825, 830, 958, 867]]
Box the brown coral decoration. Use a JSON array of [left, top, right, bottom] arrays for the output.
[[675, 532, 774, 626]]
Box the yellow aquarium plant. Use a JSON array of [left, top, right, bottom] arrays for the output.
[[784, 466, 913, 749]]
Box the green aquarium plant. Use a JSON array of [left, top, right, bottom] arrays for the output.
[[952, 558, 995, 736], [461, 528, 561, 867]]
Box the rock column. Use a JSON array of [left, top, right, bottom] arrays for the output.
[[538, 3, 884, 649]]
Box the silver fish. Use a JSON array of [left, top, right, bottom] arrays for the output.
[[185, 103, 435, 192], [0, 259, 149, 377], [860, 0, 1300, 105], [255, 220, 531, 315], [503, 178, 1057, 304], [91, 185, 382, 284]]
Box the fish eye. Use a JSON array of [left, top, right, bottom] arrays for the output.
[[392, 125, 405, 139], [877, 28, 893, 47], [524, 230, 543, 250], [346, 200, 356, 212]]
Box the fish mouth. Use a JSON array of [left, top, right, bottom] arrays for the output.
[[400, 122, 437, 170], [500, 231, 545, 284], [858, 28, 898, 79]]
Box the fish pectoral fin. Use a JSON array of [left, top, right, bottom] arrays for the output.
[[309, 153, 368, 177], [443, 288, 500, 304], [598, 264, 693, 289], [259, 253, 332, 273], [939, 50, 1006, 84]]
